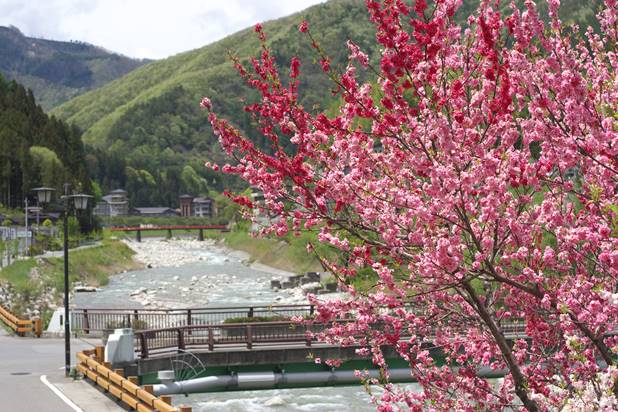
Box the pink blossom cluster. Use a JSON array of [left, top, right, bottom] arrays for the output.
[[202, 0, 618, 410]]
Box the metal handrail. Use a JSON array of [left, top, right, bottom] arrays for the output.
[[133, 320, 530, 359], [71, 304, 316, 334]]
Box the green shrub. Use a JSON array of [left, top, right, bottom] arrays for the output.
[[223, 315, 290, 324]]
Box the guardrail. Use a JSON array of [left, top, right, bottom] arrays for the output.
[[77, 347, 191, 412], [0, 304, 42, 337], [72, 304, 315, 334]]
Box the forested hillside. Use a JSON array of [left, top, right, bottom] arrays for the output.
[[0, 74, 91, 210], [52, 0, 602, 207], [0, 26, 148, 110]]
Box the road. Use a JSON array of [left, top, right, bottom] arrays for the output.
[[0, 328, 124, 411]]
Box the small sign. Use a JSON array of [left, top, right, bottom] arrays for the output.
[[16, 231, 32, 238]]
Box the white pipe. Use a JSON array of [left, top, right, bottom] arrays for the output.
[[153, 366, 508, 395], [155, 375, 236, 395]]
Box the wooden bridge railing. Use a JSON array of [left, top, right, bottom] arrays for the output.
[[77, 347, 191, 412], [0, 304, 42, 337], [71, 304, 315, 334]]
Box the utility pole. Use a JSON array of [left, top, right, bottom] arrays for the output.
[[24, 197, 29, 256]]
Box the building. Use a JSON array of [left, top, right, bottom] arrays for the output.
[[131, 207, 179, 218], [93, 189, 129, 217], [193, 197, 214, 218], [178, 195, 215, 218], [179, 195, 194, 217]]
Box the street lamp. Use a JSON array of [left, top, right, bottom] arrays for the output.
[[32, 187, 55, 204], [33, 185, 92, 377], [32, 186, 56, 230]]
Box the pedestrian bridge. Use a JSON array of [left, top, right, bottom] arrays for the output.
[[70, 304, 526, 395], [110, 225, 228, 242]]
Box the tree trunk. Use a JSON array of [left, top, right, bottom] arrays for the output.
[[463, 281, 539, 412]]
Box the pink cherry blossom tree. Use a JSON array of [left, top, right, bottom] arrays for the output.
[[202, 0, 618, 410]]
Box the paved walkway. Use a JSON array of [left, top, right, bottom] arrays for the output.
[[0, 330, 124, 411], [39, 241, 102, 258]]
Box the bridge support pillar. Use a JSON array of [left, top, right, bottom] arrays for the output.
[[198, 229, 204, 241], [136, 230, 141, 242], [167, 229, 172, 239]]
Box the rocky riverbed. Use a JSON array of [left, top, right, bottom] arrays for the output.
[[73, 238, 345, 309]]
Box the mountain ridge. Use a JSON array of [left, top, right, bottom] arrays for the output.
[[51, 0, 602, 207], [0, 25, 149, 110]]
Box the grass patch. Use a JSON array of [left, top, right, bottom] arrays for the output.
[[0, 238, 141, 318], [208, 229, 325, 273], [0, 259, 38, 294], [42, 239, 141, 290], [204, 225, 379, 291]]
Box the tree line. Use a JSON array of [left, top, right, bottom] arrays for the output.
[[0, 74, 91, 209]]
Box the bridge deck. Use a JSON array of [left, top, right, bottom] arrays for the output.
[[110, 225, 227, 231]]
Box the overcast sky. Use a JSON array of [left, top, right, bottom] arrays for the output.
[[0, 0, 326, 59]]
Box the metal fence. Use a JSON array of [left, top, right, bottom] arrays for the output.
[[71, 304, 316, 335], [135, 321, 334, 358], [132, 320, 530, 359]]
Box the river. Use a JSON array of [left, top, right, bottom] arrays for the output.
[[74, 238, 381, 411]]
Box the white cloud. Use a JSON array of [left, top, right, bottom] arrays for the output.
[[0, 0, 326, 59]]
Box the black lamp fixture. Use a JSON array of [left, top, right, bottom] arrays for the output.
[[32, 185, 92, 377]]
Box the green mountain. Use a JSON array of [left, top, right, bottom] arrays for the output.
[[0, 26, 148, 110], [0, 74, 91, 212], [51, 0, 601, 207], [52, 0, 378, 207]]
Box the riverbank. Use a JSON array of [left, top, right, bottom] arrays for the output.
[[207, 230, 326, 274], [0, 239, 141, 321]]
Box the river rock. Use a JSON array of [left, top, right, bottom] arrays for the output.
[[305, 272, 321, 282], [130, 287, 147, 296], [74, 286, 98, 293], [300, 282, 321, 292], [264, 396, 286, 407], [270, 280, 282, 289]]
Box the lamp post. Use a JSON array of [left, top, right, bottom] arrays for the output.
[[33, 185, 91, 377], [24, 197, 29, 256]]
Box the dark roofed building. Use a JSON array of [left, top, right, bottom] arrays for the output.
[[131, 207, 179, 217]]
